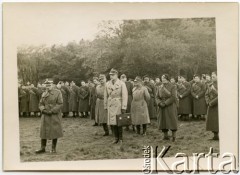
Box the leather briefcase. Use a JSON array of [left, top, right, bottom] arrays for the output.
[[116, 113, 132, 126]]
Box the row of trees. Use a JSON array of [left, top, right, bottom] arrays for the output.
[[18, 18, 217, 86]]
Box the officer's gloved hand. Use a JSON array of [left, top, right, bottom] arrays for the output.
[[121, 109, 126, 114]]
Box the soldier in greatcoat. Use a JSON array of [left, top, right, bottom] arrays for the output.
[[78, 81, 90, 118], [68, 81, 79, 117], [191, 75, 207, 120], [19, 85, 30, 117], [156, 74, 178, 142], [143, 75, 156, 119], [89, 77, 99, 126], [205, 72, 219, 140], [95, 74, 109, 135], [131, 76, 150, 135], [104, 68, 128, 144], [29, 84, 41, 117], [59, 82, 70, 117], [35, 80, 63, 154], [177, 76, 192, 121]]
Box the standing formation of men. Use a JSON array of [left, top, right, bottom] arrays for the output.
[[18, 69, 219, 153]]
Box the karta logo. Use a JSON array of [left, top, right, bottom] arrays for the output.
[[142, 146, 238, 174]]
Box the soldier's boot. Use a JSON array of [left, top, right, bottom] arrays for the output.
[[136, 125, 141, 134], [142, 124, 147, 136], [179, 115, 183, 121], [103, 123, 109, 136], [112, 126, 119, 144], [197, 115, 201, 120], [118, 126, 123, 143], [172, 130, 176, 142], [125, 126, 130, 131], [92, 122, 98, 126], [51, 139, 57, 153], [213, 132, 219, 140], [163, 130, 170, 140], [201, 115, 206, 121], [35, 139, 47, 154]]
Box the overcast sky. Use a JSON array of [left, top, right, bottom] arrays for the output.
[[6, 3, 211, 47], [6, 3, 125, 47]]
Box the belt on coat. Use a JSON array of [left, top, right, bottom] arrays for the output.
[[108, 97, 121, 100]]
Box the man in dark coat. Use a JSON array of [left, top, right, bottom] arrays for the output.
[[191, 75, 207, 120], [78, 81, 90, 118], [177, 76, 192, 121], [89, 77, 99, 126], [156, 74, 178, 142], [29, 84, 41, 117], [35, 80, 63, 154], [19, 85, 30, 117], [58, 82, 69, 118], [69, 81, 79, 117], [205, 72, 219, 140], [143, 75, 156, 119]]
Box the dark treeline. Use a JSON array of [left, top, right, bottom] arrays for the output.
[[17, 18, 217, 86]]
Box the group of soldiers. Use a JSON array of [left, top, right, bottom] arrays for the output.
[[18, 68, 219, 154]]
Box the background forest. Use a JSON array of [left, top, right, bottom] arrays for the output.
[[17, 18, 217, 86]]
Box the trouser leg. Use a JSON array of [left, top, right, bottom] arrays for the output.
[[171, 130, 177, 142], [132, 125, 135, 132], [136, 125, 141, 134], [51, 139, 57, 153], [103, 123, 109, 136], [118, 126, 123, 141], [41, 139, 47, 149], [112, 125, 119, 144], [143, 124, 147, 135]]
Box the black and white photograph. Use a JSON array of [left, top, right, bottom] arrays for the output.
[[2, 2, 239, 172]]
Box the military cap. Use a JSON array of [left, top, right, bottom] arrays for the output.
[[162, 74, 170, 81], [92, 76, 99, 81], [134, 76, 142, 82], [143, 75, 149, 79], [193, 74, 200, 78], [109, 68, 118, 75], [99, 74, 106, 80], [44, 79, 53, 86]]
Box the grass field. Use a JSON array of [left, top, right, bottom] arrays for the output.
[[20, 117, 219, 162]]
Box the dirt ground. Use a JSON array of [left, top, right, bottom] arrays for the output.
[[20, 117, 219, 162]]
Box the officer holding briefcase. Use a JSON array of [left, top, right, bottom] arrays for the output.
[[104, 68, 128, 144]]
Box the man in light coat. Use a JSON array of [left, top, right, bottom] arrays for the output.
[[104, 68, 128, 144]]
